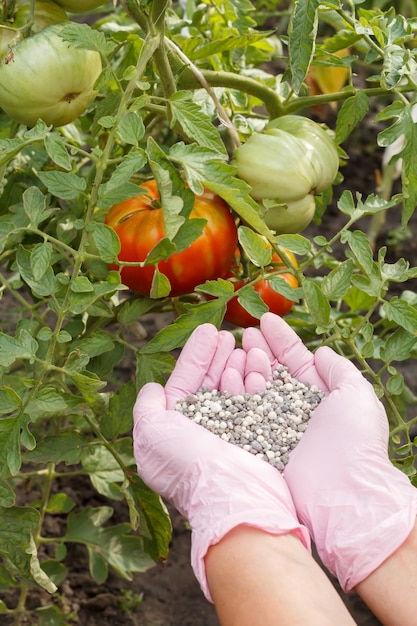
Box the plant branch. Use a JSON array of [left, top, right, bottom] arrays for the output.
[[177, 67, 285, 119]]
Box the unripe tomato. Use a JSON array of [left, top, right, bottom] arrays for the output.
[[224, 248, 298, 327], [104, 180, 238, 298], [0, 23, 102, 127], [263, 194, 316, 235], [233, 115, 339, 202], [266, 115, 339, 193], [0, 1, 68, 58], [54, 0, 106, 11]]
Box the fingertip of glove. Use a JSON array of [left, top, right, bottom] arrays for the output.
[[133, 382, 166, 424], [314, 347, 362, 387]]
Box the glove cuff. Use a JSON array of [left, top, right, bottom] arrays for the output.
[[190, 512, 310, 602]]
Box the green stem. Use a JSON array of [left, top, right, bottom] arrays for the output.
[[284, 84, 417, 115], [121, 0, 148, 30], [22, 0, 34, 37], [177, 68, 285, 118], [33, 463, 55, 544], [14, 584, 28, 626]]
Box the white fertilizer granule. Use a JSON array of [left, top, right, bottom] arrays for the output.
[[176, 365, 324, 471]]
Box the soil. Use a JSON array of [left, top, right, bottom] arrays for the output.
[[2, 110, 417, 626]]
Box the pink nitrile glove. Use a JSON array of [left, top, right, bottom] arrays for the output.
[[245, 312, 417, 593], [133, 323, 310, 601]]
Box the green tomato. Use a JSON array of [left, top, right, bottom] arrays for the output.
[[0, 23, 102, 127], [54, 0, 107, 11], [233, 115, 339, 202], [266, 115, 339, 193], [263, 194, 316, 235], [0, 0, 68, 58]]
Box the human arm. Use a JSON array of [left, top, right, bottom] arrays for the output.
[[244, 312, 417, 625], [205, 525, 356, 626], [133, 323, 355, 625]]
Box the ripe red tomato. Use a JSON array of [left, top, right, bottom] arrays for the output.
[[224, 249, 298, 327], [104, 179, 238, 297]]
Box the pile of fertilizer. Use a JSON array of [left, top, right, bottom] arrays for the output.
[[176, 364, 324, 471]]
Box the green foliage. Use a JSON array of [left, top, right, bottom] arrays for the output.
[[0, 0, 416, 621]]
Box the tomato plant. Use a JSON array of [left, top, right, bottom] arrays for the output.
[[0, 23, 102, 127], [0, 0, 415, 622], [104, 179, 238, 297]]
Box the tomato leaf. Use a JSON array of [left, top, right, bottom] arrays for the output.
[[335, 92, 370, 144], [169, 142, 229, 194], [91, 222, 120, 263], [382, 45, 408, 90], [150, 267, 171, 298], [269, 276, 301, 303], [37, 171, 87, 200], [196, 278, 235, 298], [147, 138, 188, 239], [289, 0, 320, 93], [381, 297, 417, 334], [275, 233, 313, 256], [135, 352, 176, 388], [22, 187, 54, 228], [16, 245, 60, 297], [238, 225, 272, 267], [145, 239, 176, 264], [173, 217, 206, 253], [0, 507, 57, 592], [116, 111, 145, 146], [122, 473, 172, 564], [302, 277, 331, 328], [376, 103, 417, 225], [169, 92, 227, 155], [44, 133, 71, 171], [97, 183, 144, 210], [341, 230, 374, 273], [99, 150, 147, 195], [63, 506, 156, 581], [322, 259, 354, 300], [60, 22, 116, 56], [140, 300, 227, 354], [24, 432, 87, 466], [116, 296, 156, 325], [183, 33, 272, 61], [237, 285, 269, 319], [380, 328, 417, 363]]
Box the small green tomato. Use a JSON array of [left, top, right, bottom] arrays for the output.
[[263, 194, 316, 234]]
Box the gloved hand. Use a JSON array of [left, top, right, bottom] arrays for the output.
[[133, 323, 310, 601], [244, 312, 417, 592]]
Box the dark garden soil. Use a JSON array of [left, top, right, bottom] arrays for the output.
[[2, 113, 417, 626]]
